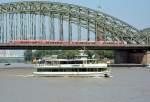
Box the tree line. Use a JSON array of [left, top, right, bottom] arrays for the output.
[[24, 50, 114, 62]]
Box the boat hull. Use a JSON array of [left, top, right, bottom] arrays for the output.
[[33, 71, 110, 77]]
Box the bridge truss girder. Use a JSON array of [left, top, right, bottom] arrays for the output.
[[0, 1, 146, 44]]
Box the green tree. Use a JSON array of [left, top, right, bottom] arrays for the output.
[[58, 50, 79, 59], [24, 50, 33, 61], [85, 50, 114, 59], [103, 50, 114, 59], [32, 50, 79, 59], [32, 50, 114, 60]]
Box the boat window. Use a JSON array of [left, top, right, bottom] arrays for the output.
[[37, 68, 107, 72], [87, 68, 98, 72], [98, 68, 107, 72], [58, 69, 64, 72], [58, 61, 83, 64], [63, 69, 74, 72], [51, 69, 59, 72], [79, 68, 87, 72], [37, 68, 51, 72]]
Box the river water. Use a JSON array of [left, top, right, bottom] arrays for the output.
[[0, 67, 150, 102]]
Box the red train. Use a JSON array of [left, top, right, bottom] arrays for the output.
[[9, 40, 50, 44], [9, 40, 125, 46]]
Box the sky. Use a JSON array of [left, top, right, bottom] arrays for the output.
[[0, 0, 149, 30]]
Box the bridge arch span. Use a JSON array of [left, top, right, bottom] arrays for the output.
[[0, 1, 144, 44]]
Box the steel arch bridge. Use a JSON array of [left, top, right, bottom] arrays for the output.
[[0, 1, 148, 49]]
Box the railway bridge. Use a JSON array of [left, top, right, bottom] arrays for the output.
[[0, 1, 150, 64]]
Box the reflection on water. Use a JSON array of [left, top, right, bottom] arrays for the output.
[[0, 67, 150, 102]]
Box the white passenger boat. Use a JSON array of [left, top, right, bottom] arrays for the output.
[[33, 51, 111, 77]]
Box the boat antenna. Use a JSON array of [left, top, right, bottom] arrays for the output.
[[82, 46, 86, 53]]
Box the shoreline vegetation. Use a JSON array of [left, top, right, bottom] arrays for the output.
[[0, 50, 114, 63], [24, 50, 114, 63]]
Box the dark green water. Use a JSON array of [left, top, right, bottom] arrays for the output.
[[0, 67, 150, 102]]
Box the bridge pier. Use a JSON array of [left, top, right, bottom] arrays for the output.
[[114, 50, 129, 64], [114, 50, 150, 64]]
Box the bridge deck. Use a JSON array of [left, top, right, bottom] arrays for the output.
[[0, 44, 150, 50]]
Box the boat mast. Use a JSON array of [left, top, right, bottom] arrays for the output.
[[98, 0, 102, 11]]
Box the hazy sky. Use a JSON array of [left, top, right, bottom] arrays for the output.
[[0, 0, 149, 30]]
